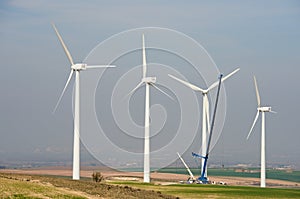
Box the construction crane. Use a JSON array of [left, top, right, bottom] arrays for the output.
[[192, 74, 223, 184]]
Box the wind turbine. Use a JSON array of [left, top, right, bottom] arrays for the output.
[[52, 23, 115, 180], [127, 34, 172, 183], [247, 76, 275, 188], [168, 68, 239, 178]]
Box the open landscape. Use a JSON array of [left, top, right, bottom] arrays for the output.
[[2, 1, 300, 199], [1, 167, 300, 198]]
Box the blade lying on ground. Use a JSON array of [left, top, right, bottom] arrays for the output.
[[177, 152, 194, 179]]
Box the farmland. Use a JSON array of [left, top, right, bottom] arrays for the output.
[[158, 168, 300, 183], [1, 170, 300, 198], [110, 181, 300, 199]]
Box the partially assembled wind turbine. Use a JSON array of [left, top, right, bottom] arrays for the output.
[[247, 76, 275, 188], [127, 34, 172, 183], [52, 23, 115, 180], [168, 68, 239, 178]]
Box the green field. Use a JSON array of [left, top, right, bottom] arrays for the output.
[[110, 181, 300, 199], [1, 172, 300, 199], [158, 168, 300, 183]]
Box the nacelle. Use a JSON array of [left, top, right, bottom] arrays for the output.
[[258, 107, 271, 112], [71, 63, 87, 70], [142, 77, 156, 83]]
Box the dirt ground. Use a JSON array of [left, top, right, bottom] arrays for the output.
[[1, 167, 299, 188]]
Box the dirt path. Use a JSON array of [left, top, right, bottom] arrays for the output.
[[55, 187, 103, 199]]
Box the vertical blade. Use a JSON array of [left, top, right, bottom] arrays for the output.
[[254, 76, 261, 107], [52, 23, 74, 66], [53, 70, 74, 113], [142, 34, 147, 78], [247, 110, 260, 139], [205, 95, 210, 134], [207, 68, 240, 91], [150, 83, 174, 100]]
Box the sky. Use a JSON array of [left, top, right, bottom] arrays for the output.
[[0, 0, 300, 169]]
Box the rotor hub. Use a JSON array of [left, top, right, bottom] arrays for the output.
[[258, 107, 271, 112], [71, 63, 87, 71], [142, 77, 156, 83]]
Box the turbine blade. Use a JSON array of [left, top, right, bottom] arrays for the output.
[[52, 23, 74, 66], [168, 74, 205, 92], [150, 83, 174, 100], [254, 76, 261, 107], [247, 111, 260, 140], [124, 81, 144, 99], [177, 152, 194, 179], [86, 65, 116, 69], [142, 34, 147, 78], [270, 110, 277, 114], [205, 95, 210, 134], [53, 70, 74, 113], [207, 68, 240, 91]]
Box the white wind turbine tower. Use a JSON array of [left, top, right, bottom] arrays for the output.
[[127, 34, 172, 183], [247, 76, 275, 188], [52, 23, 115, 180], [168, 68, 239, 178]]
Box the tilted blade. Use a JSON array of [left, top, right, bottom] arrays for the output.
[[150, 83, 174, 100], [254, 76, 261, 107], [207, 68, 240, 91], [142, 34, 147, 78], [270, 110, 277, 114], [168, 74, 205, 92], [247, 110, 260, 140], [52, 23, 74, 66], [53, 70, 74, 113], [124, 81, 144, 99], [86, 65, 116, 69], [177, 152, 194, 179]]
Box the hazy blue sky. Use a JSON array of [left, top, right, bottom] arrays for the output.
[[0, 0, 300, 169]]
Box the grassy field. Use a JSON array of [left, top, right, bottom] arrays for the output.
[[0, 173, 176, 199], [110, 181, 300, 199], [1, 172, 300, 199], [0, 174, 85, 198], [158, 168, 300, 183]]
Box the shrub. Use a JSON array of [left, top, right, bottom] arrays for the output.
[[92, 171, 104, 182]]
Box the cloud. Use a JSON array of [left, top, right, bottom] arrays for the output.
[[33, 148, 42, 154]]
